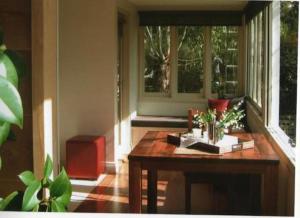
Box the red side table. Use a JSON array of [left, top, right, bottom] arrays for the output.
[[66, 135, 105, 179]]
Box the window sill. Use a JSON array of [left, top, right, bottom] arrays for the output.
[[131, 115, 188, 128], [246, 101, 295, 167], [247, 98, 263, 116], [139, 95, 208, 103], [266, 126, 295, 166]]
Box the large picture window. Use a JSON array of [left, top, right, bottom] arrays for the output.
[[141, 25, 240, 99]]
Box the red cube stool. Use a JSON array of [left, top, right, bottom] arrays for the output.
[[66, 135, 105, 179]]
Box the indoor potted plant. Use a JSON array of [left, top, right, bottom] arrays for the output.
[[0, 30, 72, 212]]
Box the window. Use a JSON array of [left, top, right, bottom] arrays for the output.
[[141, 26, 240, 99], [211, 26, 239, 98], [144, 26, 171, 93], [177, 26, 204, 94], [247, 11, 266, 110], [279, 1, 298, 144], [246, 1, 298, 149]]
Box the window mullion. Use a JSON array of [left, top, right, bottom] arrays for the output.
[[263, 6, 270, 126], [253, 16, 258, 102], [269, 1, 280, 127], [237, 25, 244, 96], [249, 21, 254, 99], [257, 13, 263, 107], [139, 27, 145, 97], [204, 26, 211, 99], [170, 26, 177, 98]]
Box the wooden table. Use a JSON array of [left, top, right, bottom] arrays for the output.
[[128, 131, 279, 215]]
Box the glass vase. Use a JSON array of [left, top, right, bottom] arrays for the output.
[[214, 127, 225, 144], [208, 122, 215, 142]]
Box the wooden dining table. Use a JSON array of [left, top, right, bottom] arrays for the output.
[[128, 131, 280, 215]]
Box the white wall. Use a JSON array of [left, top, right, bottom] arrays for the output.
[[59, 0, 117, 167]]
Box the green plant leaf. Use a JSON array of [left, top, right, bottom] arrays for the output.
[[0, 52, 18, 87], [4, 50, 27, 78], [2, 191, 23, 211], [33, 204, 39, 212], [0, 191, 18, 211], [0, 122, 10, 146], [0, 76, 23, 128], [22, 180, 41, 211], [50, 168, 71, 199], [55, 180, 72, 207], [44, 154, 53, 179], [18, 171, 36, 186], [7, 129, 16, 141], [51, 200, 66, 212]]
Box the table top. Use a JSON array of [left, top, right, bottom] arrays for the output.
[[128, 131, 279, 164]]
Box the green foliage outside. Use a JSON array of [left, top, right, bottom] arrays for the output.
[[211, 26, 239, 98], [144, 26, 171, 93], [143, 26, 239, 96], [280, 1, 298, 114], [279, 1, 298, 142], [177, 26, 204, 93]]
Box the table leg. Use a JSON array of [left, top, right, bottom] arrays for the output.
[[147, 169, 157, 213], [185, 175, 191, 214], [129, 160, 142, 213], [261, 165, 278, 215]]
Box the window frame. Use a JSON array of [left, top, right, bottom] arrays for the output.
[[246, 2, 297, 161], [139, 25, 242, 102], [246, 10, 267, 116], [267, 1, 297, 154]]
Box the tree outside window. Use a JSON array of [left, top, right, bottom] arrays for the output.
[[279, 1, 298, 144]]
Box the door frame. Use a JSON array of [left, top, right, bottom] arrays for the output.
[[115, 9, 131, 163]]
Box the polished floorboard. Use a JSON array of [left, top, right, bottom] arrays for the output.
[[74, 161, 257, 215], [74, 161, 189, 214]]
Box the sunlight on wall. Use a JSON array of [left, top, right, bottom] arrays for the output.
[[44, 99, 53, 177], [114, 110, 137, 164]]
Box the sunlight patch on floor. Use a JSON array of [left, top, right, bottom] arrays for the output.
[[68, 174, 107, 211]]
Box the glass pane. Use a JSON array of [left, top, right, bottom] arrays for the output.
[[177, 26, 204, 93], [279, 1, 298, 145], [144, 26, 171, 93], [257, 12, 264, 107], [211, 26, 239, 98], [249, 20, 255, 99]]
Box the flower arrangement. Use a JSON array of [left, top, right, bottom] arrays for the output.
[[193, 100, 245, 142], [216, 100, 245, 129], [193, 109, 216, 128]]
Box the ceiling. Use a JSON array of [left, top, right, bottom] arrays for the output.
[[128, 0, 249, 11]]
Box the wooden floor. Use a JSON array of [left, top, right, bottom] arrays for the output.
[[75, 161, 260, 214], [75, 161, 178, 213]]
